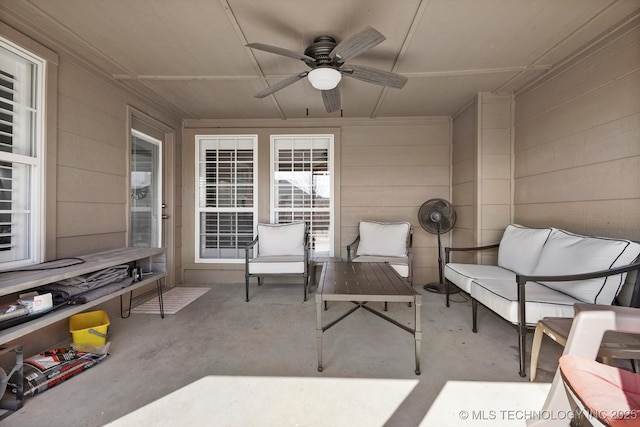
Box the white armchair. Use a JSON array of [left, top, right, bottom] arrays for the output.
[[244, 222, 310, 302], [347, 220, 413, 284]]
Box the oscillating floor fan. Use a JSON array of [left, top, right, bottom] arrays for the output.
[[418, 199, 457, 294]]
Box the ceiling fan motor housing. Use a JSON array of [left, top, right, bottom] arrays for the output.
[[304, 36, 338, 67]]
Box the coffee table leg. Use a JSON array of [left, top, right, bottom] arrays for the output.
[[316, 293, 323, 372], [414, 294, 422, 375]]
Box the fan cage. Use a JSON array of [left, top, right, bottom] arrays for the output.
[[417, 199, 456, 235]]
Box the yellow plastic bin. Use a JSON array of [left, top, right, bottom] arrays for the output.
[[69, 310, 110, 346]]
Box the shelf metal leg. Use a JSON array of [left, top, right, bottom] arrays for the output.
[[156, 277, 164, 319], [120, 292, 133, 319], [120, 277, 164, 319]]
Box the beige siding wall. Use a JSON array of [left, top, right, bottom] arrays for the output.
[[0, 27, 183, 354], [514, 19, 640, 241], [182, 117, 450, 285], [478, 93, 513, 264], [450, 94, 514, 264], [54, 57, 182, 279], [340, 119, 450, 285], [56, 59, 129, 254], [450, 100, 478, 263]]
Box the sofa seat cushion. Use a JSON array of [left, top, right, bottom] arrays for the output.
[[533, 229, 640, 304], [257, 222, 306, 256], [444, 264, 516, 293], [248, 256, 305, 275], [471, 279, 578, 325], [355, 221, 410, 258], [497, 224, 553, 275], [351, 255, 409, 278]]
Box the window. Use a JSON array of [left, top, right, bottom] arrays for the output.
[[196, 135, 257, 262], [0, 39, 44, 268], [271, 135, 333, 256]]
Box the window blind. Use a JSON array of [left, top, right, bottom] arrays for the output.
[[197, 136, 257, 261], [272, 136, 332, 256]]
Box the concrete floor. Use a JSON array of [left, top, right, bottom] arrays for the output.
[[1, 282, 564, 426]]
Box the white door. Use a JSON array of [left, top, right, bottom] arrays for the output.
[[130, 130, 163, 248]]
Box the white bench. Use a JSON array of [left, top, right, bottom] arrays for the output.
[[443, 224, 640, 377]]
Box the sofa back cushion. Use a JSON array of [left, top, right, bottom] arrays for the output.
[[356, 221, 410, 258], [498, 224, 553, 275], [533, 229, 640, 304], [257, 222, 305, 256]]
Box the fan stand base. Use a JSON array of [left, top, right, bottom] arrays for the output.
[[423, 282, 460, 294]]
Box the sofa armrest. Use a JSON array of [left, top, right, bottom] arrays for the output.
[[347, 235, 360, 262], [515, 262, 640, 285], [513, 261, 640, 358], [444, 243, 500, 263], [517, 261, 640, 306]]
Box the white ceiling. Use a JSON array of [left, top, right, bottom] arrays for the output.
[[2, 0, 639, 120]]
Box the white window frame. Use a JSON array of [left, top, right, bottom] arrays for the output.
[[270, 134, 334, 257], [195, 134, 258, 263], [0, 37, 45, 270]]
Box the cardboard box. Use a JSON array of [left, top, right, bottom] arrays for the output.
[[17, 292, 53, 314]]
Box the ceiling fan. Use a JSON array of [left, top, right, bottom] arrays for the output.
[[246, 27, 408, 113]]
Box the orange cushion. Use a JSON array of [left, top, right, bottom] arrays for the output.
[[559, 355, 640, 427]]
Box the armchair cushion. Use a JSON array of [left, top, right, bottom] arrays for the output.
[[497, 224, 553, 275], [355, 221, 410, 258], [257, 222, 306, 257], [248, 255, 306, 275], [533, 229, 640, 304], [560, 354, 640, 426]]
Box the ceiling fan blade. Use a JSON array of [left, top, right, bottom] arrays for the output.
[[330, 27, 385, 62], [246, 43, 316, 62], [321, 87, 341, 113], [254, 72, 308, 98], [342, 64, 407, 89]]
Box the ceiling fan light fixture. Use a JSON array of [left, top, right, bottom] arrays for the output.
[[307, 67, 342, 90]]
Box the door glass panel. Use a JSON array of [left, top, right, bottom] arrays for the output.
[[130, 130, 162, 248]]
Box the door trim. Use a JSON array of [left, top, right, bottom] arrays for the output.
[[126, 105, 176, 287]]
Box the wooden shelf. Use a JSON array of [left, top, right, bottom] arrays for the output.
[[0, 247, 165, 296], [0, 247, 166, 346]]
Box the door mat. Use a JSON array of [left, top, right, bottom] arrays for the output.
[[131, 287, 210, 315]]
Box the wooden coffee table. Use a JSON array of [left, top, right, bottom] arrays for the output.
[[315, 261, 422, 375]]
